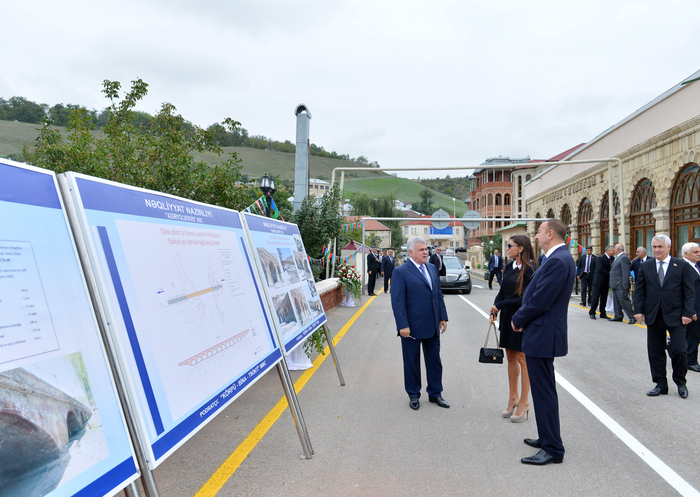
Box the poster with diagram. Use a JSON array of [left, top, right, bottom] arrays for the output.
[[242, 213, 327, 353], [60, 173, 282, 468], [0, 159, 138, 497]]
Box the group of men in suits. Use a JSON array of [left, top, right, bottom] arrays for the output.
[[366, 247, 396, 296], [634, 235, 699, 398]]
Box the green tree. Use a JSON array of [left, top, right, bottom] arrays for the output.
[[349, 192, 404, 248], [22, 79, 248, 211], [481, 233, 503, 260], [293, 182, 345, 276], [418, 188, 434, 213]]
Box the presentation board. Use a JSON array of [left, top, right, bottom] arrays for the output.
[[242, 213, 327, 353], [60, 173, 283, 468], [0, 160, 139, 497]]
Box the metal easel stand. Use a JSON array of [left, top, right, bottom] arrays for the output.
[[276, 357, 314, 459], [322, 323, 346, 386]]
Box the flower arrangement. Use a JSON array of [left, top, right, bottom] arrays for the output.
[[337, 263, 361, 299]]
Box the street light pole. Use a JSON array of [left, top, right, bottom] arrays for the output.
[[452, 197, 456, 250], [260, 173, 277, 218]]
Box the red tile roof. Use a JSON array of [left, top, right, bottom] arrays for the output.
[[345, 216, 392, 231]]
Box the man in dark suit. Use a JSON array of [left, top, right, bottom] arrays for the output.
[[589, 245, 615, 320], [390, 236, 449, 411], [367, 247, 380, 296], [609, 244, 636, 324], [512, 219, 575, 466], [576, 246, 594, 306], [428, 246, 447, 278], [382, 249, 396, 294], [488, 249, 504, 289], [633, 234, 695, 399], [681, 242, 700, 373], [630, 246, 649, 279]]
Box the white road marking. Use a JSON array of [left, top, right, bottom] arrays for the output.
[[458, 294, 700, 497]]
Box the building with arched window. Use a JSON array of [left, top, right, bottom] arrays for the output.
[[523, 69, 700, 258]]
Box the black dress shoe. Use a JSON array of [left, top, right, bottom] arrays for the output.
[[600, 314, 611, 319], [610, 318, 623, 322], [521, 449, 562, 465], [628, 318, 637, 325], [589, 315, 596, 320], [579, 302, 586, 306], [678, 385, 689, 399], [647, 385, 669, 396], [688, 364, 700, 373], [429, 396, 450, 408], [409, 398, 420, 410], [523, 438, 541, 448]]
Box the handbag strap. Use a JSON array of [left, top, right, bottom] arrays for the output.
[[483, 323, 500, 348]]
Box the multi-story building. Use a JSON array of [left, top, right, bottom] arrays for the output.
[[467, 156, 529, 247], [401, 216, 468, 250], [308, 178, 331, 197]]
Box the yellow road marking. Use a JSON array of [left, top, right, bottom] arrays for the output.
[[568, 302, 644, 327], [195, 294, 377, 497]]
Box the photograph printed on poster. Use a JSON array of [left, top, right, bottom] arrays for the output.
[[257, 247, 284, 289], [309, 298, 324, 316], [277, 248, 300, 285], [289, 287, 312, 327], [307, 279, 318, 298], [293, 234, 304, 253], [272, 292, 299, 336], [0, 352, 109, 497], [294, 251, 312, 282]]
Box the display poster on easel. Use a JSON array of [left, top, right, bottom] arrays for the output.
[[60, 173, 283, 468], [241, 213, 327, 353], [0, 160, 139, 497]]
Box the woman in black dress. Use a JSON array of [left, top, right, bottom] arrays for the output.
[[489, 235, 536, 422]]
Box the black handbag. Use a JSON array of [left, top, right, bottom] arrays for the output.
[[479, 323, 504, 364]]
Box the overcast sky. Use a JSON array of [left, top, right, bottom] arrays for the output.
[[3, 0, 700, 178]]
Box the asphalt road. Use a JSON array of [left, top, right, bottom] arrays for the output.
[[127, 274, 700, 497]]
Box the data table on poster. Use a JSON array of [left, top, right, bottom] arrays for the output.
[[0, 159, 138, 497], [242, 213, 327, 353], [62, 173, 283, 467]]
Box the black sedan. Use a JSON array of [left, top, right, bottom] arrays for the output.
[[439, 256, 471, 294]]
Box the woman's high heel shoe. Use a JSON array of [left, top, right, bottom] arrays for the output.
[[502, 403, 518, 418], [510, 404, 530, 423]]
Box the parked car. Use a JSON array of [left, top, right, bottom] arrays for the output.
[[455, 247, 467, 253], [439, 256, 471, 294], [445, 248, 455, 255]]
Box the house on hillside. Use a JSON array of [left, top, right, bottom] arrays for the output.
[[345, 216, 392, 248]]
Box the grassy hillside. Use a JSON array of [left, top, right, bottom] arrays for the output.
[[0, 119, 461, 212], [343, 176, 469, 214]]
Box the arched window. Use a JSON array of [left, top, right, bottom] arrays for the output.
[[526, 174, 532, 182], [495, 194, 502, 206], [546, 208, 555, 219], [600, 191, 620, 251], [630, 179, 656, 252], [504, 193, 511, 206], [578, 199, 593, 250], [671, 164, 700, 256], [488, 194, 493, 206], [561, 204, 572, 230]]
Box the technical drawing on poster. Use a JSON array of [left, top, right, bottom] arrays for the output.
[[114, 219, 275, 420], [0, 241, 59, 364]]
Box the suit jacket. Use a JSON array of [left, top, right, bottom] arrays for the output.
[[428, 253, 447, 276], [381, 255, 395, 276], [592, 254, 613, 286], [633, 256, 695, 327], [390, 261, 448, 339], [576, 253, 594, 277], [488, 254, 504, 272], [512, 245, 575, 358], [609, 252, 631, 290], [685, 260, 700, 315], [367, 252, 380, 274], [630, 256, 648, 278]]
